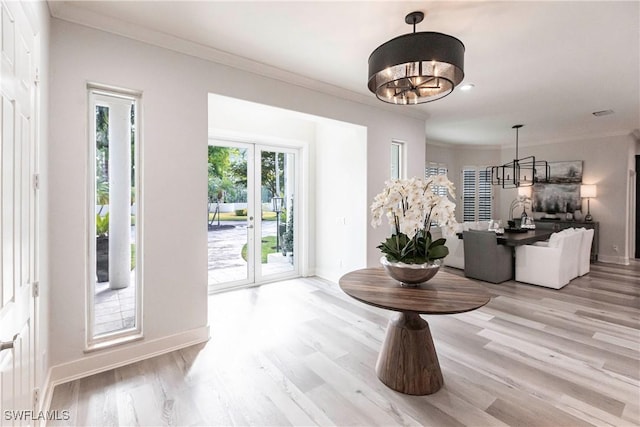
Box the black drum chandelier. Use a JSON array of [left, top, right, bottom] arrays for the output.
[[368, 11, 465, 105]]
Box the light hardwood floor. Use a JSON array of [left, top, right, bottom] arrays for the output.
[[49, 261, 640, 426]]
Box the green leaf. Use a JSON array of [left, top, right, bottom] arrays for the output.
[[429, 238, 447, 248], [428, 244, 449, 259]]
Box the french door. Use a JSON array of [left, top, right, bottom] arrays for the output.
[[207, 140, 299, 291]]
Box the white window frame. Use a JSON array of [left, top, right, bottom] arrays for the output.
[[462, 166, 493, 222], [390, 140, 405, 179], [86, 84, 143, 351]]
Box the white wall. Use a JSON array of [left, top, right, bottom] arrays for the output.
[[48, 18, 426, 379], [209, 95, 317, 144], [315, 121, 367, 282]]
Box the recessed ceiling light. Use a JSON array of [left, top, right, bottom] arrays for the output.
[[459, 83, 475, 91], [592, 109, 614, 117]]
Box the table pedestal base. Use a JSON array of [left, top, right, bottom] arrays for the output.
[[375, 311, 443, 395]]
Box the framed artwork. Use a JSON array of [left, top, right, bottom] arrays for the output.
[[547, 160, 583, 183], [532, 161, 583, 213]]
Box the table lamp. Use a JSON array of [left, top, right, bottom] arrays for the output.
[[580, 184, 596, 221]]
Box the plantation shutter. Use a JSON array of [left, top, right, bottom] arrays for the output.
[[425, 162, 449, 225], [462, 168, 477, 221], [425, 162, 448, 195], [478, 169, 492, 220], [462, 167, 493, 221]]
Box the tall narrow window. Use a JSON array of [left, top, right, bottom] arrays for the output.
[[462, 166, 493, 221], [88, 87, 142, 348], [390, 141, 404, 179]]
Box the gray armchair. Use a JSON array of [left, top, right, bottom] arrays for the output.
[[463, 230, 513, 283]]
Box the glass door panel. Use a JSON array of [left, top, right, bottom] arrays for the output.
[[207, 142, 254, 288], [258, 150, 296, 280]]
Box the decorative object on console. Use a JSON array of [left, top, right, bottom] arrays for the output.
[[580, 184, 597, 221], [370, 176, 457, 285], [509, 195, 532, 221], [521, 216, 536, 229], [532, 160, 583, 214], [488, 125, 550, 189], [367, 11, 465, 105], [488, 219, 504, 234]]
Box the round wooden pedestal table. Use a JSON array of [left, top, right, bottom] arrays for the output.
[[339, 268, 490, 395]]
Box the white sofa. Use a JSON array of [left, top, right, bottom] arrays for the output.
[[442, 221, 490, 270], [515, 228, 583, 289]]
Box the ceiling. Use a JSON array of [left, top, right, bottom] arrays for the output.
[[48, 1, 640, 147]]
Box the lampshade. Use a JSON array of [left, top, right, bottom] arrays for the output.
[[272, 196, 284, 212], [368, 11, 465, 105], [580, 184, 597, 198], [517, 186, 532, 198]]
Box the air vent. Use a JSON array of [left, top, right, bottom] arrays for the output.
[[592, 109, 614, 117]]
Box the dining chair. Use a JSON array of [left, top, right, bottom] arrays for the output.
[[515, 229, 582, 289], [463, 230, 513, 283]]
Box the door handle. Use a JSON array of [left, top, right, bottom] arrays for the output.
[[0, 334, 18, 352]]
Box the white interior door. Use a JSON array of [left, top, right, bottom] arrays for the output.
[[0, 0, 38, 421]]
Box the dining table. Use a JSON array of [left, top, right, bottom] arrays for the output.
[[497, 228, 554, 246], [457, 228, 554, 246]]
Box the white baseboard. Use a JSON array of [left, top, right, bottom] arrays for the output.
[[597, 254, 630, 265], [41, 325, 210, 412]]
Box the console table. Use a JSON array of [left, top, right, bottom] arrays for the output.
[[339, 268, 490, 395]]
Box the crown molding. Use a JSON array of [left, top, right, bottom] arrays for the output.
[[502, 129, 635, 150], [426, 139, 502, 150], [47, 1, 428, 122], [428, 128, 636, 151]]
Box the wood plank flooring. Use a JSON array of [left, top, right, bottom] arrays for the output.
[[48, 261, 640, 426]]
